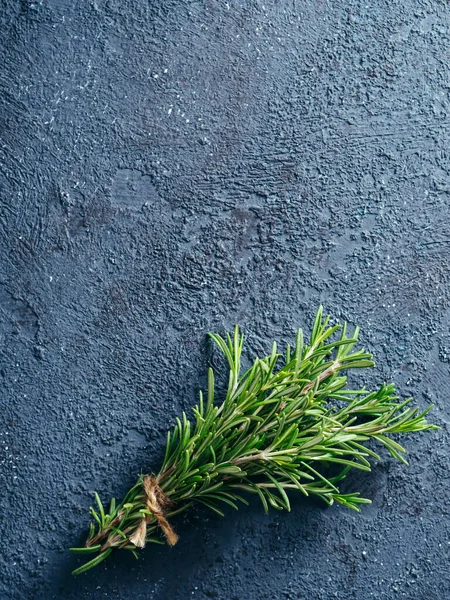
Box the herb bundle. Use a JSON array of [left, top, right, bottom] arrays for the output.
[[70, 308, 436, 575]]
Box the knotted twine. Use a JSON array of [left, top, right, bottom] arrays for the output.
[[129, 475, 179, 548]]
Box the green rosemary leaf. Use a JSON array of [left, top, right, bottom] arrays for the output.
[[109, 498, 116, 517], [71, 548, 112, 576], [204, 493, 240, 511], [332, 493, 372, 511], [89, 507, 102, 528], [70, 545, 102, 554], [195, 498, 225, 516], [207, 367, 215, 411], [294, 328, 304, 374], [94, 492, 105, 526], [264, 473, 291, 511]]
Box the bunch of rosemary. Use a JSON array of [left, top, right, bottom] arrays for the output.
[[70, 308, 436, 575]]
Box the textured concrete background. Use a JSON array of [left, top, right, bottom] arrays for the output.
[[1, 1, 450, 598]]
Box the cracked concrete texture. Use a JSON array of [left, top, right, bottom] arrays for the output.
[[1, 0, 449, 598]]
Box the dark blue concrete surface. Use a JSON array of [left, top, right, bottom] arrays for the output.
[[1, 1, 449, 598]]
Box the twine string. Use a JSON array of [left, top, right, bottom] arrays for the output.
[[129, 475, 178, 548]]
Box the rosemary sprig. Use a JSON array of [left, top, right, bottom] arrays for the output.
[[70, 308, 437, 575]]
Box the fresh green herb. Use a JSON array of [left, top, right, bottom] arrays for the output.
[[70, 307, 437, 575]]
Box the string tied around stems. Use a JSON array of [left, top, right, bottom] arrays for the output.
[[129, 475, 179, 548]]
